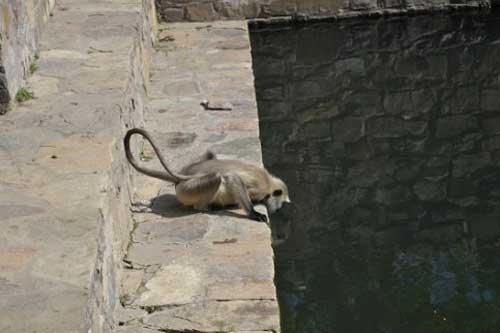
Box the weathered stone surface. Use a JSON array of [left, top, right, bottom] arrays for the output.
[[251, 12, 500, 332], [121, 269, 145, 303], [144, 300, 279, 332], [331, 117, 364, 142], [482, 136, 500, 151], [164, 8, 185, 21], [374, 186, 412, 205], [436, 115, 478, 139], [367, 117, 427, 138], [452, 152, 492, 177], [413, 180, 447, 201], [155, 0, 487, 22], [481, 89, 500, 111], [135, 265, 203, 306], [120, 21, 278, 332], [300, 120, 331, 139], [0, 0, 55, 111], [469, 215, 500, 240], [185, 2, 218, 21], [0, 0, 157, 332], [482, 117, 500, 135]]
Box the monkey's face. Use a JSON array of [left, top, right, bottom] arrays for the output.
[[264, 177, 291, 214]]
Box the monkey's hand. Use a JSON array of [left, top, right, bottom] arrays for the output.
[[250, 210, 268, 223]]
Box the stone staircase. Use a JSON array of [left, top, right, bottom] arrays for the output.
[[0, 0, 156, 331], [0, 1, 279, 332]]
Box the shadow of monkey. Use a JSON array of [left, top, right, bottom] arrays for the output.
[[139, 193, 293, 246]]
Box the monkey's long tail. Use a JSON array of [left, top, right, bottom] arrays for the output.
[[124, 128, 192, 184]]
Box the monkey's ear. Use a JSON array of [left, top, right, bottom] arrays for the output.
[[284, 196, 291, 203]]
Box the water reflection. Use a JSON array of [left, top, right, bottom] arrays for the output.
[[251, 11, 500, 333]]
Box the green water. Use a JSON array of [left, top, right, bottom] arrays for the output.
[[251, 10, 500, 333]]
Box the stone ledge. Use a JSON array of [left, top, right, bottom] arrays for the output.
[[0, 0, 157, 332], [117, 20, 280, 332]]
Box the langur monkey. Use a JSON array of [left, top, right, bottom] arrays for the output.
[[124, 128, 291, 222]]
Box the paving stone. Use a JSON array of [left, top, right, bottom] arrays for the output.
[[121, 269, 145, 302], [135, 264, 203, 306], [0, 0, 156, 331], [144, 300, 279, 332], [122, 21, 278, 332]]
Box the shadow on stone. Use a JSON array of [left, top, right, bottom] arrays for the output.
[[150, 193, 264, 223], [150, 193, 196, 218]]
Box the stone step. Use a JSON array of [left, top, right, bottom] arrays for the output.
[[0, 1, 156, 332], [117, 21, 280, 332]]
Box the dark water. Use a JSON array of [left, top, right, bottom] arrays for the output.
[[250, 11, 500, 333]]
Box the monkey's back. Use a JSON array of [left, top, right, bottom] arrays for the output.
[[181, 159, 271, 194]]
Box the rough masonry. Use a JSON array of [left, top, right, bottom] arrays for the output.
[[0, 0, 156, 331], [0, 0, 55, 113], [251, 12, 500, 332], [155, 0, 491, 22]]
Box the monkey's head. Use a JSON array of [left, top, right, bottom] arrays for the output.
[[263, 176, 291, 214]]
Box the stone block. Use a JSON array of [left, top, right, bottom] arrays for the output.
[[413, 180, 447, 201], [300, 120, 331, 139], [135, 265, 203, 306], [164, 8, 185, 21], [482, 136, 500, 152], [366, 117, 427, 138], [163, 80, 200, 96], [481, 89, 500, 111], [335, 57, 365, 75], [266, 0, 297, 16], [452, 152, 492, 177], [482, 117, 500, 135], [296, 0, 344, 15], [144, 300, 279, 332], [436, 115, 478, 139], [185, 2, 218, 21], [331, 117, 364, 143], [444, 87, 480, 114], [469, 215, 500, 240], [374, 185, 412, 205], [349, 0, 378, 10]]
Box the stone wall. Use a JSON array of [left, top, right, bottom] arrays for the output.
[[84, 0, 157, 331], [251, 12, 500, 332], [156, 0, 489, 22], [0, 0, 55, 113]]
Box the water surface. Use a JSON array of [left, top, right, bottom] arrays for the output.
[[251, 11, 500, 333]]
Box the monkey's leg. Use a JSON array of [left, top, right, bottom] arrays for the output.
[[224, 173, 267, 223], [175, 173, 222, 210]]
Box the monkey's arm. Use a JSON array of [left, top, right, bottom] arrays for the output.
[[223, 173, 267, 223]]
